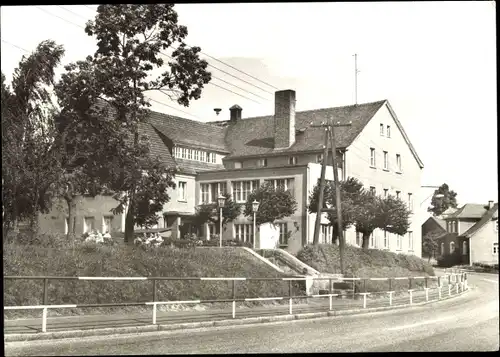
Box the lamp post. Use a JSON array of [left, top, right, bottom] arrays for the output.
[[217, 196, 225, 248], [252, 200, 260, 250]]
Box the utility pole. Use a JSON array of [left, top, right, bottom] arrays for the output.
[[327, 118, 351, 274], [310, 119, 352, 274], [312, 126, 330, 245]]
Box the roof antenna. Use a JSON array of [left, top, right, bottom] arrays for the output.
[[353, 53, 360, 105], [214, 108, 221, 116]]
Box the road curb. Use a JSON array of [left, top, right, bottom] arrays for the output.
[[4, 289, 469, 343]]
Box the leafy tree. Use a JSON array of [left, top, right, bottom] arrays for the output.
[[57, 4, 211, 242], [422, 230, 443, 262], [244, 182, 297, 226], [356, 193, 412, 250], [1, 41, 65, 239], [308, 177, 365, 244], [193, 193, 241, 235], [428, 183, 458, 217]]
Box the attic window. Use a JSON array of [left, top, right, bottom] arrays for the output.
[[257, 158, 268, 167], [387, 125, 391, 138], [380, 124, 384, 136]]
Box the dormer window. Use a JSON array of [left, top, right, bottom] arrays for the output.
[[316, 153, 324, 164], [289, 156, 298, 165]]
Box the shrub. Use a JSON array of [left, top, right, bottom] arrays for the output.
[[436, 251, 463, 268], [296, 244, 435, 293]]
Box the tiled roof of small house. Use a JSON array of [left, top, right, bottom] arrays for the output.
[[446, 203, 489, 220], [430, 216, 447, 231], [461, 203, 498, 239]]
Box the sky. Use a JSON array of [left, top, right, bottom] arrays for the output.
[[1, 3, 497, 211]]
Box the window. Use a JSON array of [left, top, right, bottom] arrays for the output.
[[383, 189, 388, 198], [316, 153, 324, 164], [201, 183, 210, 204], [206, 152, 211, 163], [234, 161, 242, 169], [321, 224, 332, 244], [234, 224, 253, 243], [187, 149, 192, 160], [181, 147, 186, 159], [450, 242, 455, 254], [289, 156, 298, 165], [383, 151, 388, 170], [396, 154, 402, 172], [83, 216, 95, 234], [102, 216, 113, 233], [178, 181, 187, 201], [408, 193, 413, 211], [441, 242, 445, 255], [174, 146, 180, 158], [370, 186, 376, 195], [356, 232, 362, 247], [396, 191, 401, 199], [453, 221, 458, 233], [277, 222, 289, 245], [380, 123, 384, 136], [408, 231, 414, 251], [207, 223, 216, 239], [232, 180, 259, 203], [462, 241, 468, 255], [257, 158, 268, 167], [383, 231, 389, 249], [493, 242, 498, 255], [210, 182, 227, 203], [200, 151, 206, 162], [496, 220, 498, 232], [370, 148, 376, 167], [194, 150, 199, 161], [212, 153, 216, 163], [396, 235, 403, 250], [387, 125, 391, 138], [264, 178, 294, 196]]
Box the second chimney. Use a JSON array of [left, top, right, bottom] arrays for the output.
[[488, 200, 494, 209], [274, 90, 296, 149], [230, 105, 242, 122]]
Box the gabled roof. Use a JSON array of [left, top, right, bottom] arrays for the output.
[[137, 122, 176, 168], [461, 203, 498, 238], [446, 203, 488, 220], [223, 100, 387, 159], [429, 216, 447, 231]]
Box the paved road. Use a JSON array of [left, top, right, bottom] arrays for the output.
[[4, 273, 497, 354]]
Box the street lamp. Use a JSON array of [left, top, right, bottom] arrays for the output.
[[217, 196, 225, 248], [252, 200, 260, 250]]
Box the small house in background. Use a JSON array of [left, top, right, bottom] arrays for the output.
[[436, 201, 498, 265], [421, 216, 448, 260]]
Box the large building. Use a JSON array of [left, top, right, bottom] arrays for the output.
[[39, 89, 425, 256]]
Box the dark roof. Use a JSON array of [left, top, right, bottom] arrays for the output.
[[446, 203, 488, 220], [174, 158, 225, 175], [222, 100, 386, 159], [147, 111, 228, 153], [137, 122, 176, 168], [461, 203, 498, 238], [429, 216, 447, 230]]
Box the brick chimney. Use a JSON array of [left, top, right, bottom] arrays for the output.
[[229, 105, 242, 122], [274, 90, 296, 149], [488, 200, 494, 209]]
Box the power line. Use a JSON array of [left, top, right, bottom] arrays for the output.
[[160, 51, 268, 103], [57, 5, 90, 20], [186, 45, 279, 90], [35, 6, 85, 29], [208, 81, 261, 104], [148, 96, 202, 120], [84, 5, 97, 12], [1, 39, 29, 53]]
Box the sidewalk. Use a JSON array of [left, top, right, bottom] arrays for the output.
[[4, 286, 448, 334]]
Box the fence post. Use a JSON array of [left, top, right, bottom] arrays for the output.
[[232, 280, 236, 319], [42, 307, 48, 333], [43, 278, 49, 305], [288, 280, 293, 315], [329, 278, 333, 311]]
